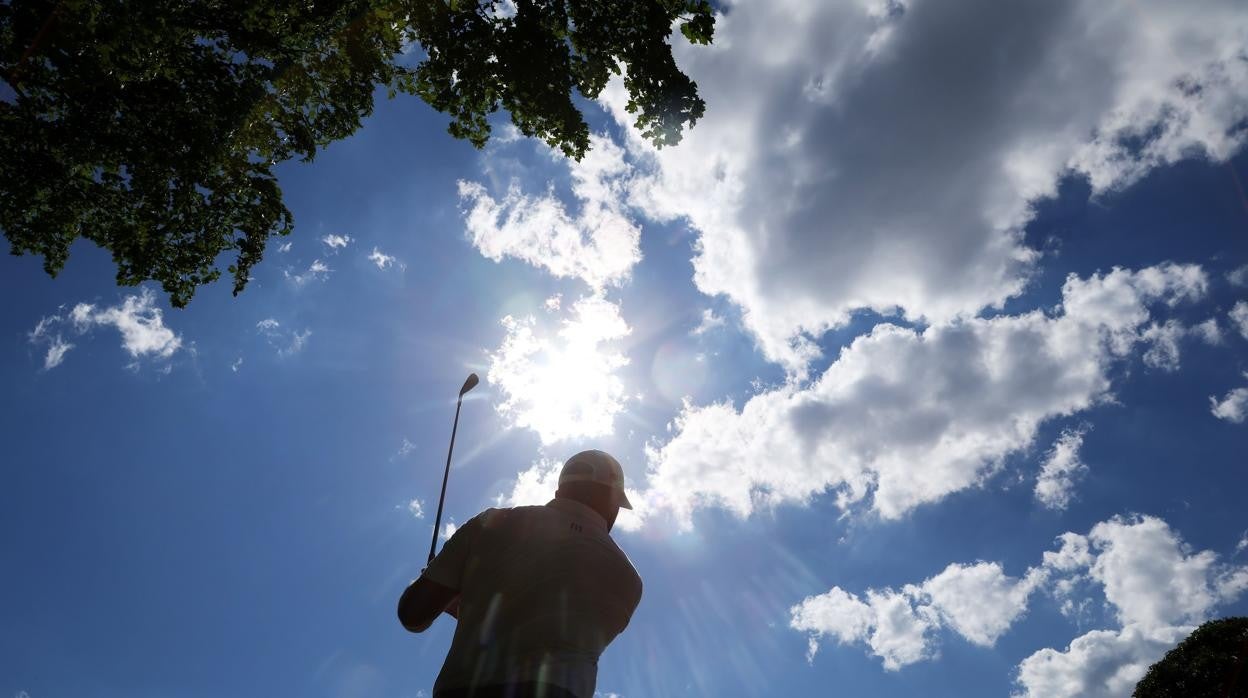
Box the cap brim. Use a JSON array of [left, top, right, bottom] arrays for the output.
[[616, 489, 633, 510]]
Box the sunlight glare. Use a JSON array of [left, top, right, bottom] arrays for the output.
[[489, 294, 631, 444]]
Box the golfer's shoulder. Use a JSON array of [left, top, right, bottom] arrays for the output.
[[600, 537, 642, 595], [474, 504, 554, 534]]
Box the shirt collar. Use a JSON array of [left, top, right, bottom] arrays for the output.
[[546, 497, 609, 533]]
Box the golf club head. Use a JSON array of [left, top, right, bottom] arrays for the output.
[[459, 373, 480, 397]]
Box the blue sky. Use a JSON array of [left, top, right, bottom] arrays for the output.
[[4, 1, 1248, 697]]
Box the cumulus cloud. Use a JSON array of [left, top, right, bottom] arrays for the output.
[[256, 318, 311, 358], [460, 134, 641, 290], [321, 234, 352, 252], [593, 0, 1247, 371], [1015, 515, 1248, 698], [368, 247, 403, 271], [1231, 301, 1248, 340], [407, 499, 424, 519], [70, 289, 183, 360], [691, 309, 726, 336], [31, 289, 183, 369], [488, 294, 631, 444], [277, 241, 293, 253], [791, 561, 1045, 670], [1229, 265, 1248, 287], [1139, 321, 1186, 371], [1191, 318, 1222, 345], [1015, 625, 1189, 698], [498, 458, 564, 508], [1035, 427, 1090, 510], [1209, 374, 1248, 423], [643, 264, 1205, 525], [793, 514, 1247, 690], [285, 259, 332, 287]]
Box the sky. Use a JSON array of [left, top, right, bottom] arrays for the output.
[[4, 1, 1248, 696]]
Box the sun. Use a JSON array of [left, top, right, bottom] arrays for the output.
[[489, 294, 631, 444]]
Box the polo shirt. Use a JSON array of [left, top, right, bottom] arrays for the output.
[[423, 499, 643, 698]]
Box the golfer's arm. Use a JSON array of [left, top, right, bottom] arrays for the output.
[[397, 575, 459, 633]]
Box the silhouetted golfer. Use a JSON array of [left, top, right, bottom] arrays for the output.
[[398, 450, 642, 698]]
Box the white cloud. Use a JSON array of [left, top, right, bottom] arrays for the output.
[[1210, 375, 1248, 424], [544, 294, 562, 312], [439, 521, 458, 542], [277, 241, 293, 253], [594, 0, 1247, 372], [256, 319, 312, 358], [495, 122, 523, 143], [643, 264, 1204, 525], [66, 288, 182, 362], [321, 234, 353, 251], [395, 438, 416, 459], [28, 313, 74, 369], [1014, 515, 1248, 698], [858, 589, 938, 670], [922, 563, 1047, 647], [1140, 321, 1185, 371], [1230, 301, 1248, 340], [497, 458, 563, 508], [368, 247, 403, 271], [790, 587, 876, 661], [795, 514, 1247, 690], [1191, 318, 1222, 345], [283, 330, 311, 357], [407, 499, 424, 519], [792, 561, 1043, 670], [691, 308, 726, 336], [1015, 625, 1189, 698], [460, 134, 641, 290], [1086, 516, 1229, 629], [488, 294, 631, 444], [43, 336, 73, 369], [1035, 427, 1089, 510], [1229, 265, 1248, 287], [231, 357, 243, 373], [285, 259, 332, 286], [1044, 532, 1095, 574]]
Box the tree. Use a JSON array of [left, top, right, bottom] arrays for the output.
[[1134, 617, 1248, 697], [0, 0, 714, 306]]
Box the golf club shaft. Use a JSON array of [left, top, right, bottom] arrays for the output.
[[428, 396, 463, 564]]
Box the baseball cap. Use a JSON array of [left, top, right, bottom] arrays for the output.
[[558, 450, 633, 510]]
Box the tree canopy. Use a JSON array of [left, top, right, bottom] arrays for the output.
[[0, 0, 714, 306], [1134, 617, 1248, 697]]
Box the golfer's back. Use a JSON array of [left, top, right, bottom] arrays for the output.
[[424, 498, 643, 698]]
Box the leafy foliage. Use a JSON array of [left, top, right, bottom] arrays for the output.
[[0, 0, 714, 306], [1134, 617, 1248, 697]]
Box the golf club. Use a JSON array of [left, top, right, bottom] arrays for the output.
[[428, 372, 480, 564]]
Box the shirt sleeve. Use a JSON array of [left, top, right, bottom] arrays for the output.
[[422, 510, 488, 591]]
